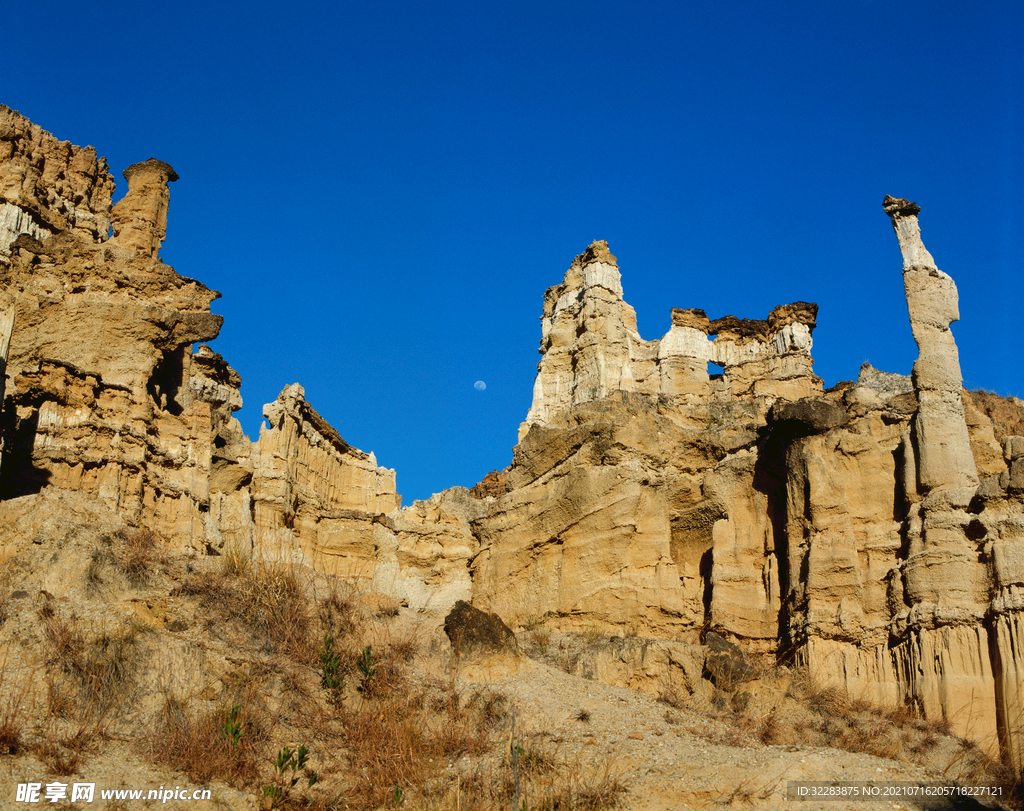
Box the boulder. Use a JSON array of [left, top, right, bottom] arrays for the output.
[[443, 600, 520, 661]]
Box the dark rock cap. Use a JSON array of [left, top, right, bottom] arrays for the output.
[[670, 308, 711, 331], [573, 239, 618, 268], [768, 301, 818, 331], [123, 158, 179, 184], [883, 195, 920, 220]]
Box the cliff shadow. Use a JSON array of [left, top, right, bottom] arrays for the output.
[[0, 403, 52, 500], [753, 422, 799, 662]]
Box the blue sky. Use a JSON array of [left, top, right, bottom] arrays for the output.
[[5, 1, 1022, 503]]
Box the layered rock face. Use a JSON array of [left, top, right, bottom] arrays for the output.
[[770, 200, 1021, 762], [455, 215, 1022, 763], [0, 147, 229, 544], [245, 383, 400, 588], [467, 241, 827, 643], [521, 240, 821, 440], [0, 104, 114, 261], [0, 107, 398, 560], [4, 109, 1024, 766]]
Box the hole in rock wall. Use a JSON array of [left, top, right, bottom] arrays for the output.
[[700, 548, 713, 627], [965, 518, 987, 542], [708, 361, 724, 382], [147, 346, 188, 416], [0, 407, 53, 500]]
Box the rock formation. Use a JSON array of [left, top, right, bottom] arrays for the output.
[[0, 106, 398, 565], [0, 104, 114, 262], [520, 239, 821, 440], [884, 195, 978, 497], [2, 108, 1023, 767], [109, 158, 178, 258]]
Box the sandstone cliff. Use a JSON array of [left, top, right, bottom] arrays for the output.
[[3, 107, 1023, 769], [0, 106, 398, 565], [442, 222, 1022, 762]]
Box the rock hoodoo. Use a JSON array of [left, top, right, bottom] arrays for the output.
[[521, 239, 821, 440], [884, 194, 978, 496], [2, 107, 1023, 767], [109, 158, 179, 258]]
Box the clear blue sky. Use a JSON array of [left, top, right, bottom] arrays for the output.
[[5, 1, 1022, 503]]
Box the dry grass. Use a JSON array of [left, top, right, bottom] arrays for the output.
[[115, 527, 162, 585], [88, 527, 164, 588], [33, 718, 103, 776], [10, 541, 630, 809], [498, 736, 627, 811], [657, 688, 687, 711], [0, 585, 11, 627], [39, 601, 147, 718], [0, 659, 30, 755], [340, 678, 502, 808], [150, 696, 267, 786], [176, 549, 316, 662]]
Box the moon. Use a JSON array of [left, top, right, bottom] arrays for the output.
[[474, 381, 486, 391]]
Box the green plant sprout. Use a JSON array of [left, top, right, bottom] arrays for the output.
[[262, 744, 320, 807]]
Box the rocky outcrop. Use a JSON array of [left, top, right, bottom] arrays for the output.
[[247, 383, 400, 586], [3, 109, 1024, 767], [0, 178, 229, 545], [390, 487, 484, 613], [469, 469, 507, 499], [768, 199, 1023, 762], [109, 159, 178, 258], [475, 240, 827, 645], [0, 107, 398, 567], [0, 104, 114, 261], [884, 195, 978, 497], [568, 636, 706, 703], [519, 240, 821, 441], [463, 206, 1022, 763], [444, 600, 520, 659]]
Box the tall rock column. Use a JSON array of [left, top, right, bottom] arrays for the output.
[[110, 159, 179, 258], [883, 196, 997, 758], [883, 195, 978, 497], [520, 240, 654, 439]]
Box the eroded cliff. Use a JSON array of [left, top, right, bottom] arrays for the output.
[[2, 107, 1023, 767]]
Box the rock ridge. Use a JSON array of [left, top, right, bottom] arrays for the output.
[[2, 108, 1023, 769]]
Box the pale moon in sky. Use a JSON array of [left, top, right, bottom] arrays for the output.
[[474, 381, 486, 391]]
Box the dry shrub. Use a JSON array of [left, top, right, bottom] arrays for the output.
[[340, 680, 503, 809], [181, 551, 315, 662], [46, 674, 75, 719], [529, 626, 552, 654], [657, 688, 687, 710], [39, 601, 85, 673], [79, 625, 148, 714], [34, 719, 103, 776], [34, 734, 80, 775], [758, 709, 781, 745], [318, 583, 360, 640], [388, 635, 419, 663], [941, 737, 1024, 808], [39, 604, 145, 718], [150, 697, 264, 786], [0, 662, 30, 755], [116, 527, 161, 585], [90, 528, 162, 587], [500, 737, 627, 811], [803, 683, 848, 717], [376, 601, 400, 619]]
